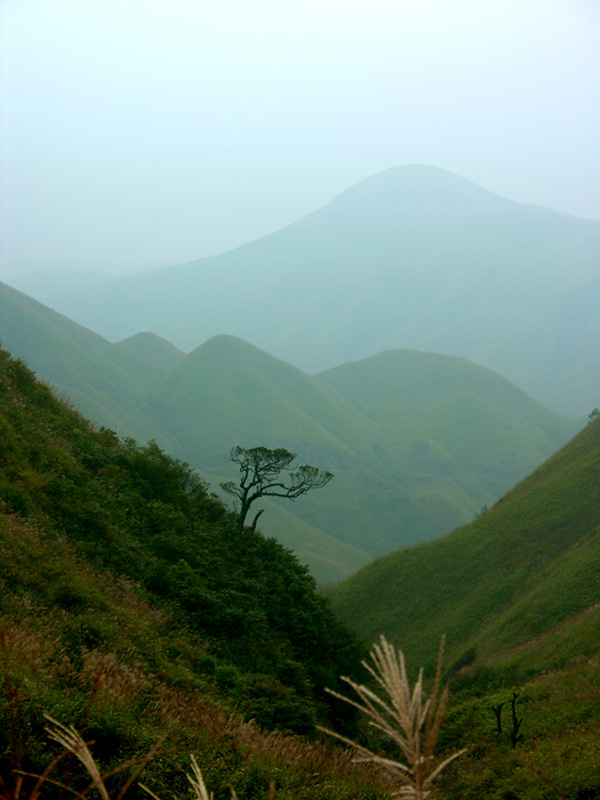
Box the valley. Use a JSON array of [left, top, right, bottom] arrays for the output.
[[1, 337, 599, 800], [0, 280, 582, 584], [1, 165, 599, 799]]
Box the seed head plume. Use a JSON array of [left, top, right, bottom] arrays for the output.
[[44, 716, 110, 800], [320, 635, 465, 799]]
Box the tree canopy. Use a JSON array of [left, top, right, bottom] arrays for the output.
[[220, 445, 333, 531]]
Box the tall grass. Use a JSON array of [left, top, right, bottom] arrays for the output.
[[321, 635, 465, 799], [2, 635, 461, 799]]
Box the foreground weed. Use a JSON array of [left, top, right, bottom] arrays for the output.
[[321, 635, 465, 799], [12, 716, 164, 800], [141, 754, 211, 800], [12, 717, 266, 800]]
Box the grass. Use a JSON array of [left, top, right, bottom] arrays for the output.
[[437, 649, 600, 799], [2, 637, 464, 800], [328, 417, 600, 674], [0, 346, 388, 799], [325, 418, 600, 798], [2, 331, 600, 797], [321, 636, 465, 799]]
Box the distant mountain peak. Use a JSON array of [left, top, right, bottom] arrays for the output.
[[190, 334, 307, 375], [195, 334, 270, 360], [8, 167, 599, 416], [201, 333, 254, 349], [328, 163, 513, 218], [118, 331, 182, 350]]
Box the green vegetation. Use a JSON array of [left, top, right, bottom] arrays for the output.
[[0, 281, 582, 584], [0, 347, 384, 798], [328, 415, 600, 670], [328, 414, 600, 798], [0, 282, 183, 445], [220, 446, 333, 531], [2, 344, 600, 797]]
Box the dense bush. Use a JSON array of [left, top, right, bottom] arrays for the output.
[[0, 347, 363, 741]]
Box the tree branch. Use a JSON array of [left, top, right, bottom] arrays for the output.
[[222, 446, 333, 530]]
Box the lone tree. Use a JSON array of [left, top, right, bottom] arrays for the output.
[[220, 446, 333, 531]]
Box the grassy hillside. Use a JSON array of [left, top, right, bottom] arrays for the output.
[[10, 165, 600, 415], [327, 417, 600, 797], [328, 415, 600, 669], [0, 284, 368, 582], [0, 282, 177, 445], [1, 281, 583, 582], [3, 349, 600, 797], [318, 349, 574, 495], [115, 330, 185, 373], [151, 334, 379, 472], [0, 346, 387, 799]]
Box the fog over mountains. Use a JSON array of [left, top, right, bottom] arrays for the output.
[[9, 165, 600, 417]]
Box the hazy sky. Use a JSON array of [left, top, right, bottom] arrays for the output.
[[1, 0, 599, 278]]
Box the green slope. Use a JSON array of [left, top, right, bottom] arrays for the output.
[[318, 349, 576, 495], [327, 418, 600, 798], [151, 336, 580, 559], [10, 165, 600, 414], [0, 286, 369, 582], [255, 501, 372, 585], [0, 282, 177, 445], [3, 350, 600, 798], [0, 346, 384, 799], [327, 416, 600, 675], [151, 334, 379, 471], [0, 280, 582, 580], [115, 330, 185, 373]]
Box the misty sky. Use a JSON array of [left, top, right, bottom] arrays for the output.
[[1, 0, 599, 278]]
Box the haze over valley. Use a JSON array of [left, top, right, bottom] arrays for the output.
[[0, 276, 583, 584], [9, 166, 599, 418], [2, 2, 600, 796]]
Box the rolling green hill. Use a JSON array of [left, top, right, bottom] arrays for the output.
[[0, 282, 583, 584], [328, 415, 600, 675], [3, 345, 600, 799], [0, 345, 383, 799], [0, 282, 371, 583], [9, 165, 600, 415], [116, 330, 185, 373], [327, 417, 600, 798], [0, 283, 180, 445], [318, 349, 574, 495], [150, 333, 379, 472]]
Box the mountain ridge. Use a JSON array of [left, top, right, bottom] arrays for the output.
[[0, 281, 583, 582], [7, 165, 598, 415]]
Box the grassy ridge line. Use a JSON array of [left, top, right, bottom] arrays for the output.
[[0, 281, 176, 444], [149, 336, 581, 558], [1, 281, 583, 582], [115, 330, 185, 372], [0, 285, 365, 582], [328, 418, 600, 675], [327, 417, 600, 798], [151, 334, 379, 471], [0, 345, 362, 728], [3, 348, 600, 797]]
